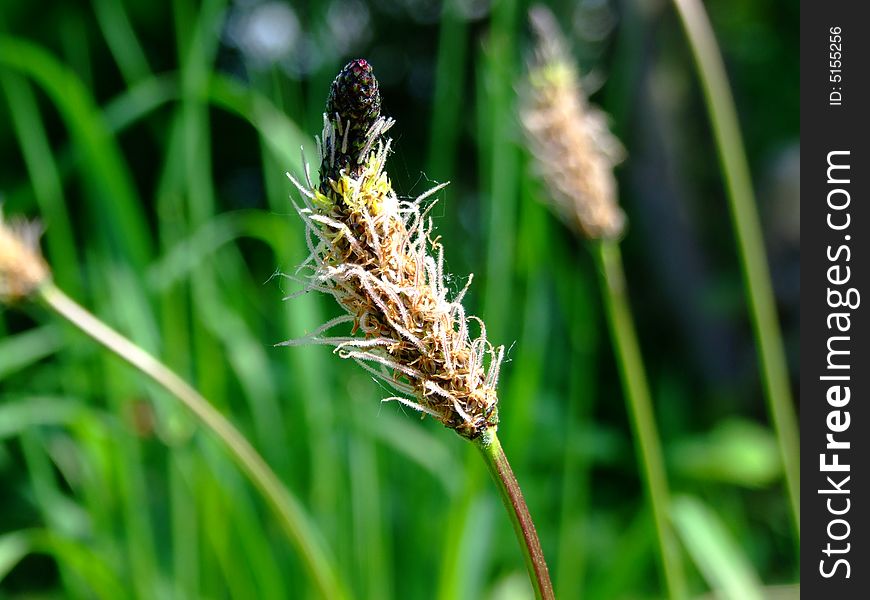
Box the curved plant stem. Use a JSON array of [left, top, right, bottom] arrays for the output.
[[671, 0, 800, 537], [593, 240, 687, 599], [37, 283, 349, 600], [475, 430, 554, 600]]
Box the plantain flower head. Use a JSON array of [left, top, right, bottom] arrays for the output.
[[283, 59, 504, 440], [0, 211, 49, 302], [522, 5, 626, 240]]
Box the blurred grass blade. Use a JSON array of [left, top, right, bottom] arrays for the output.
[[92, 0, 152, 84], [358, 410, 460, 496], [0, 326, 63, 380], [208, 73, 314, 172], [587, 508, 654, 599], [103, 74, 178, 131], [0, 531, 31, 583], [197, 439, 286, 598], [672, 495, 764, 600], [437, 490, 495, 600], [554, 259, 599, 599], [594, 240, 687, 599], [19, 430, 93, 596], [28, 529, 127, 600], [671, 0, 800, 535], [480, 5, 520, 340], [0, 36, 152, 268], [427, 0, 468, 179], [0, 396, 82, 440], [0, 72, 81, 294], [349, 426, 391, 600], [146, 210, 289, 291], [37, 283, 350, 599], [169, 454, 200, 599]]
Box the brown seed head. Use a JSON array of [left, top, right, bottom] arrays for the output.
[[0, 213, 49, 302], [522, 5, 626, 240]]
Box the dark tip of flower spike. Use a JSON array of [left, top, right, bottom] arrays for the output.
[[327, 59, 381, 123], [329, 59, 381, 147]]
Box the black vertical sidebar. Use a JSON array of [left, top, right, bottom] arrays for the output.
[[801, 1, 869, 597]]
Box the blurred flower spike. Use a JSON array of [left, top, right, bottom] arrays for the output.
[[282, 59, 504, 441], [0, 211, 49, 302], [522, 5, 626, 240]]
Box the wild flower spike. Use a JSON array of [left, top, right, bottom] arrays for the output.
[[521, 5, 626, 240], [285, 60, 504, 440], [0, 212, 49, 302]]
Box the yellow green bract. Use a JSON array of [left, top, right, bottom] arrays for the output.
[[319, 149, 392, 216]]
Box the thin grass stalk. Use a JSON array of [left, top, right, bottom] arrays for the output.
[[35, 283, 348, 600], [671, 0, 800, 535], [521, 8, 687, 596], [593, 240, 687, 600], [475, 432, 554, 600]]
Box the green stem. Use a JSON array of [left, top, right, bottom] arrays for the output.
[[593, 240, 687, 599], [671, 0, 800, 536], [475, 430, 553, 600], [37, 282, 348, 600]]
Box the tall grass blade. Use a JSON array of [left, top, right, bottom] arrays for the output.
[[671, 0, 799, 535], [593, 240, 687, 599], [0, 37, 152, 268]]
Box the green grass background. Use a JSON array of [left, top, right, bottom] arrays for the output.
[[0, 0, 798, 598]]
